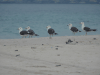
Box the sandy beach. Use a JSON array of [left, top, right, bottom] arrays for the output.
[[0, 35, 100, 75]]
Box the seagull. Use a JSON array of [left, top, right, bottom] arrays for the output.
[[18, 27, 28, 38], [80, 22, 97, 35], [46, 26, 58, 39], [67, 23, 81, 35], [26, 26, 39, 38]]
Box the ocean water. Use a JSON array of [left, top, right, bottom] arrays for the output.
[[0, 4, 100, 39]]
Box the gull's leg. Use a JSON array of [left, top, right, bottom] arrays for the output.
[[86, 32, 87, 35], [22, 36, 24, 38], [49, 34, 52, 39]]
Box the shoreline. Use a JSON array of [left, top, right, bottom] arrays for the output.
[[0, 35, 100, 46]]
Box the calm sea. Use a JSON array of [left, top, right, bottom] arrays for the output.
[[0, 4, 100, 39]]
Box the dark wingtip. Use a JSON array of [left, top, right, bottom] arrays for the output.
[[91, 29, 97, 31], [35, 34, 39, 36], [93, 29, 97, 31], [79, 31, 81, 32], [55, 33, 58, 35]]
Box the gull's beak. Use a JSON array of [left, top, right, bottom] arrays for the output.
[[18, 28, 19, 30], [25, 28, 27, 29], [46, 27, 47, 28], [80, 23, 81, 24], [67, 25, 69, 26]]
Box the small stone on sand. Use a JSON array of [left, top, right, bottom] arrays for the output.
[[56, 65, 61, 67], [31, 47, 36, 49], [93, 38, 96, 40], [56, 48, 58, 50], [16, 54, 20, 57], [15, 50, 18, 51]]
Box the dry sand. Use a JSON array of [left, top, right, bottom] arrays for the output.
[[0, 35, 100, 75]]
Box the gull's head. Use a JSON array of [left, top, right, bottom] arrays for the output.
[[26, 26, 30, 30], [80, 22, 84, 25], [67, 23, 72, 29], [18, 27, 23, 33], [18, 27, 23, 31], [67, 23, 72, 27], [46, 25, 51, 30]]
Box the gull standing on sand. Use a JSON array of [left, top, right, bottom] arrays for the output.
[[80, 22, 97, 35], [26, 26, 39, 38], [46, 26, 58, 39], [67, 23, 81, 35], [18, 27, 28, 38]]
